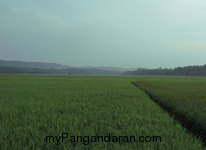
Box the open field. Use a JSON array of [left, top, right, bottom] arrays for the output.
[[134, 77, 206, 145], [0, 75, 205, 150]]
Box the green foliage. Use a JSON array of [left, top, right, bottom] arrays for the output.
[[134, 76, 206, 145], [127, 65, 206, 76], [0, 75, 205, 149]]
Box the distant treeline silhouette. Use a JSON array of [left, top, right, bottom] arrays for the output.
[[126, 64, 206, 76], [0, 66, 121, 75], [1, 64, 206, 76]]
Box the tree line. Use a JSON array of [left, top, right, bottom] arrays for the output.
[[125, 64, 206, 76]]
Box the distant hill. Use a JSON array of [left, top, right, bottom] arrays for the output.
[[0, 60, 136, 75], [0, 60, 67, 69], [76, 66, 137, 72], [1, 60, 206, 76], [125, 65, 206, 76], [0, 66, 123, 75]]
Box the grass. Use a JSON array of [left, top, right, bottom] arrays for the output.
[[0, 75, 205, 150], [134, 76, 206, 145]]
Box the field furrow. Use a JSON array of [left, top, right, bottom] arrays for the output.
[[134, 77, 206, 146]]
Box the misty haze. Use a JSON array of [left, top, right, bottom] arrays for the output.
[[1, 1, 206, 150]]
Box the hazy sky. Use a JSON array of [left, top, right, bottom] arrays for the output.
[[0, 0, 206, 68]]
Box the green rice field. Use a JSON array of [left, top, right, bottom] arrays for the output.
[[0, 75, 205, 150]]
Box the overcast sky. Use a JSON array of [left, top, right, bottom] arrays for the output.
[[0, 0, 206, 68]]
